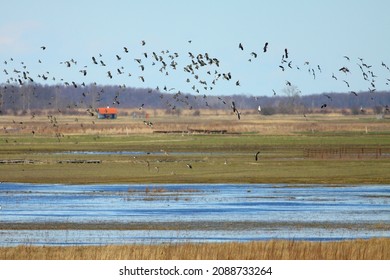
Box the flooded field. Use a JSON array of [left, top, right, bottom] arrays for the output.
[[0, 183, 389, 246]]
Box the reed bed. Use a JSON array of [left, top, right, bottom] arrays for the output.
[[1, 238, 389, 260]]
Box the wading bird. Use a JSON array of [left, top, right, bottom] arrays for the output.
[[255, 151, 260, 161]]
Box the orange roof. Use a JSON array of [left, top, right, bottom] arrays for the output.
[[97, 107, 118, 114]]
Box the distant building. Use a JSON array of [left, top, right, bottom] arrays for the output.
[[96, 107, 118, 119]]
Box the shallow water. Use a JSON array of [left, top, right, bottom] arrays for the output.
[[0, 183, 389, 246]]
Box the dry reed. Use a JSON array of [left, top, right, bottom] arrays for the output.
[[1, 238, 389, 260]]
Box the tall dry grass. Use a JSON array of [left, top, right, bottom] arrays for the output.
[[1, 238, 389, 260], [2, 112, 390, 136]]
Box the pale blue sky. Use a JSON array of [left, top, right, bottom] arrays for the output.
[[1, 0, 389, 96]]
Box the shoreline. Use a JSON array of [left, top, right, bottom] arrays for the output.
[[1, 221, 390, 231]]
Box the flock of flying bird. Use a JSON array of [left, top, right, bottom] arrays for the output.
[[2, 39, 390, 119], [1, 40, 390, 163]]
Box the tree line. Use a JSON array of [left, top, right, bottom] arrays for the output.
[[0, 83, 389, 116]]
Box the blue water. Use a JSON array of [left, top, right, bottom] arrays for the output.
[[0, 183, 389, 246]]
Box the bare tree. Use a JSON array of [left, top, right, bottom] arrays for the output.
[[279, 84, 302, 114]]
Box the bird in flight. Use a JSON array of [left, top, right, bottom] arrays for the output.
[[263, 42, 268, 52], [239, 43, 244, 51], [339, 67, 350, 73], [350, 91, 358, 96], [231, 101, 237, 113]]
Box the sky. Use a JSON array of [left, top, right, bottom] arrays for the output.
[[1, 0, 390, 97]]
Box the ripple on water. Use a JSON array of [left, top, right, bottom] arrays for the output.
[[0, 183, 389, 246]]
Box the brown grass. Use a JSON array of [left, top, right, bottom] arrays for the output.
[[2, 111, 390, 136], [1, 238, 389, 260]]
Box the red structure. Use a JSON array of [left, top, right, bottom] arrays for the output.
[[96, 107, 118, 119]]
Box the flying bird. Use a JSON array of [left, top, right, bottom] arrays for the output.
[[255, 151, 260, 161], [263, 42, 268, 52], [231, 101, 237, 113], [350, 91, 358, 96], [339, 67, 350, 73], [284, 48, 288, 58], [239, 43, 244, 51]]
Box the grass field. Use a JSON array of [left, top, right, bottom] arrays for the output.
[[1, 112, 389, 260], [1, 112, 390, 184]]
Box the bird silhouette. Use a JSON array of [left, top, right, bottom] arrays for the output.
[[339, 67, 350, 73], [255, 151, 260, 161], [263, 42, 268, 52], [231, 101, 237, 113]]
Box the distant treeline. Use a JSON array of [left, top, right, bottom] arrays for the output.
[[0, 83, 389, 115]]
